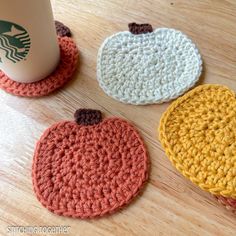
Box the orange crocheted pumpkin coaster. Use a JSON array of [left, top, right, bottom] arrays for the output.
[[0, 37, 78, 97], [215, 196, 236, 213], [32, 109, 149, 219]]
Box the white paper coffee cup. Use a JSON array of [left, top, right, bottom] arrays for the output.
[[0, 0, 60, 83]]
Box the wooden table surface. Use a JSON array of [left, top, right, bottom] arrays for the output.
[[1, 0, 236, 235]]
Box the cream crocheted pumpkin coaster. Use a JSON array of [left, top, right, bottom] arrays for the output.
[[97, 23, 202, 105], [159, 84, 236, 198]]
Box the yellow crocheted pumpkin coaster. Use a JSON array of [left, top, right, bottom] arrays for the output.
[[159, 84, 236, 198]]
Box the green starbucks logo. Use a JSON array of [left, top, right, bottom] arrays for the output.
[[0, 20, 31, 63]]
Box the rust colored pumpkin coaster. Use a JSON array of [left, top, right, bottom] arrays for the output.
[[215, 196, 236, 213], [32, 109, 149, 219], [0, 22, 78, 97]]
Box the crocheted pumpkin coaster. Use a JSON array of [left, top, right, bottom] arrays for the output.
[[159, 84, 236, 198], [215, 196, 236, 213], [32, 109, 149, 219], [0, 21, 78, 97], [97, 23, 202, 105]]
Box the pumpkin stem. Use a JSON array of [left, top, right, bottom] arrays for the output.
[[74, 109, 102, 126], [128, 23, 153, 35], [55, 20, 72, 37]]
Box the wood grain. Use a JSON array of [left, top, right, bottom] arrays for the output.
[[1, 0, 236, 235]]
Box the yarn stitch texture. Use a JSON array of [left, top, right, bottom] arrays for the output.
[[32, 117, 149, 218], [159, 84, 236, 198], [0, 37, 78, 97], [97, 28, 202, 105], [215, 196, 236, 213]]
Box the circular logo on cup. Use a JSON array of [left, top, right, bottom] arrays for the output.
[[0, 20, 31, 63]]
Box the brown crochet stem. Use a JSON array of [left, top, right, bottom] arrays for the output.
[[128, 23, 153, 35], [55, 21, 72, 37], [74, 109, 102, 126]]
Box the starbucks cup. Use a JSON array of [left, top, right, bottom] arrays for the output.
[[0, 0, 60, 83]]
